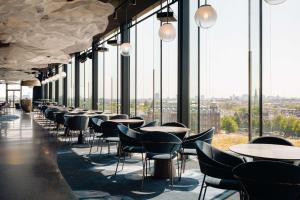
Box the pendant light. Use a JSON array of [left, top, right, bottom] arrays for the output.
[[264, 0, 287, 5], [158, 0, 176, 42], [120, 3, 131, 56], [194, 0, 217, 29]]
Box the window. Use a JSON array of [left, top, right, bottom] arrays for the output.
[[130, 4, 177, 124], [0, 84, 6, 102], [58, 66, 63, 105], [79, 55, 93, 109], [98, 34, 120, 113], [262, 0, 300, 146], [52, 81, 56, 102], [189, 0, 249, 150], [67, 57, 75, 107], [21, 86, 33, 99]]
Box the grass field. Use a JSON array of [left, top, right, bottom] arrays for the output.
[[212, 133, 300, 150]]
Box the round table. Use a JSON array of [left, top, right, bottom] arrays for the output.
[[109, 119, 144, 125], [140, 126, 190, 179], [229, 144, 300, 161]]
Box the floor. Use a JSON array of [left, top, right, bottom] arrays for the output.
[[0, 109, 239, 200], [0, 109, 75, 200]]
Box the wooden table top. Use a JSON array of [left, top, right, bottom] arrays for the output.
[[109, 119, 144, 124], [229, 143, 300, 161], [140, 126, 190, 133]]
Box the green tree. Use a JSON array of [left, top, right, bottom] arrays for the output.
[[221, 116, 238, 133]]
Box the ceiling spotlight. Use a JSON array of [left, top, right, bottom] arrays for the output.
[[194, 3, 217, 29], [120, 42, 131, 56], [159, 23, 176, 42]]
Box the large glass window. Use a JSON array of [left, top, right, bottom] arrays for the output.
[[189, 0, 249, 150], [262, 0, 300, 146], [98, 34, 120, 113], [67, 57, 75, 107], [58, 66, 63, 105], [79, 54, 93, 109], [0, 84, 6, 102]]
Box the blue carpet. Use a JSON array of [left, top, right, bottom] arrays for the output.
[[0, 114, 20, 122], [57, 144, 237, 200]]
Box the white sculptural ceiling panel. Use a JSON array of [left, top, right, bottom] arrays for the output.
[[0, 0, 114, 81]]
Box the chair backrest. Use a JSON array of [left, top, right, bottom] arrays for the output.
[[162, 122, 187, 140], [195, 141, 243, 180], [110, 114, 129, 120], [142, 132, 182, 154], [91, 117, 104, 133], [101, 121, 120, 138], [251, 136, 293, 146], [233, 161, 300, 200], [183, 127, 215, 149], [129, 116, 144, 129], [117, 124, 142, 147], [162, 122, 186, 128], [65, 116, 89, 131], [55, 111, 68, 124], [142, 121, 158, 128]]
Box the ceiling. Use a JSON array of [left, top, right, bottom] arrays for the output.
[[0, 0, 161, 82], [0, 0, 114, 81]]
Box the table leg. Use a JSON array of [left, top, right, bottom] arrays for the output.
[[77, 131, 85, 144], [153, 160, 175, 179]]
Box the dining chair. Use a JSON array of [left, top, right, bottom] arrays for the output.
[[195, 141, 244, 200], [115, 124, 145, 176], [233, 161, 300, 200], [54, 111, 68, 137], [162, 122, 187, 140], [180, 127, 215, 178], [99, 121, 120, 154], [134, 120, 158, 132], [110, 114, 128, 120], [89, 118, 104, 155], [129, 116, 144, 129], [65, 115, 89, 144], [141, 131, 182, 188], [250, 136, 293, 146]]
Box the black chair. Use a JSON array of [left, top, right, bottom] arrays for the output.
[[251, 136, 293, 146], [53, 111, 68, 136], [134, 121, 158, 132], [110, 114, 128, 120], [141, 132, 182, 188], [65, 116, 89, 144], [129, 116, 144, 129], [233, 161, 300, 200], [162, 122, 187, 140], [115, 124, 145, 176], [195, 141, 244, 200], [89, 118, 104, 155], [180, 127, 215, 177], [99, 121, 120, 154]]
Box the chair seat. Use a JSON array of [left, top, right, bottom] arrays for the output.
[[104, 137, 119, 142], [146, 152, 177, 160], [181, 148, 197, 155], [95, 133, 103, 137], [123, 145, 145, 153], [205, 176, 240, 191]]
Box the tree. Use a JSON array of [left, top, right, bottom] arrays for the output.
[[221, 116, 238, 133]]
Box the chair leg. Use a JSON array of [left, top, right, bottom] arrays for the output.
[[108, 142, 110, 154], [145, 158, 148, 177], [115, 152, 121, 175], [122, 153, 126, 170], [198, 174, 206, 200], [89, 135, 95, 156], [170, 159, 173, 189], [177, 155, 180, 180], [202, 186, 207, 200], [142, 156, 145, 190]]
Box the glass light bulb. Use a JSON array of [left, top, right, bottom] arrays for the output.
[[264, 0, 287, 5], [194, 4, 217, 29], [120, 43, 131, 56], [61, 72, 67, 78], [159, 23, 176, 42]]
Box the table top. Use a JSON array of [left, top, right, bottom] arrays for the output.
[[109, 119, 144, 124], [229, 143, 300, 161], [140, 126, 190, 133], [64, 113, 102, 118]]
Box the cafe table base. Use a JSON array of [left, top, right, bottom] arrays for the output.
[[153, 160, 176, 179]]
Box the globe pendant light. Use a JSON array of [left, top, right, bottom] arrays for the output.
[[158, 0, 176, 42], [120, 42, 131, 56], [194, 1, 217, 29], [264, 0, 287, 5], [120, 3, 131, 57]]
